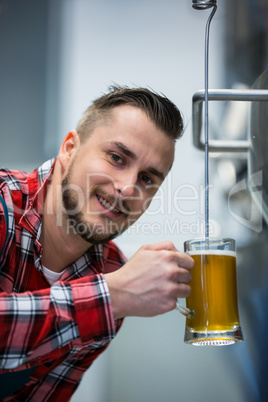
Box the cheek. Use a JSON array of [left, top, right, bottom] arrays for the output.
[[91, 159, 116, 180], [140, 197, 153, 213], [74, 161, 115, 188], [130, 192, 153, 216]]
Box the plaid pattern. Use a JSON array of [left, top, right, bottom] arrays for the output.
[[0, 159, 126, 401]]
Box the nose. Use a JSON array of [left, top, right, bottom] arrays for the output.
[[114, 171, 138, 198]]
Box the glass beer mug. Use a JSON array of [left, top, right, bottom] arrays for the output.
[[176, 237, 244, 346]]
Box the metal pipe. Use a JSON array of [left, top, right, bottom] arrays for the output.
[[192, 89, 268, 152], [192, 0, 217, 238], [192, 0, 217, 10]]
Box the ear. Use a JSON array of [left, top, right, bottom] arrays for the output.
[[58, 130, 80, 171]]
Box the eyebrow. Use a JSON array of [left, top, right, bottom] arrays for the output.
[[112, 141, 137, 160], [111, 141, 165, 182], [147, 167, 164, 181]]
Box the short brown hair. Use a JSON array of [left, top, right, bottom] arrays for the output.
[[76, 85, 184, 142]]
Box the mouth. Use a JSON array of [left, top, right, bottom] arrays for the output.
[[96, 194, 123, 216]]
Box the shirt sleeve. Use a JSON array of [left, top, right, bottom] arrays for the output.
[[70, 274, 117, 344], [71, 242, 126, 344], [0, 274, 119, 370]]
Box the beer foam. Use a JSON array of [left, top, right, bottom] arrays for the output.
[[187, 250, 236, 258]]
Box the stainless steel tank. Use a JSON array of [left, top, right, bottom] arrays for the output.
[[192, 68, 268, 223]]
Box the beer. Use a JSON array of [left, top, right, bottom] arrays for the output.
[[186, 250, 240, 332], [182, 238, 243, 345]]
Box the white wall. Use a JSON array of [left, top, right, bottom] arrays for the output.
[[53, 1, 247, 401], [56, 0, 229, 252]]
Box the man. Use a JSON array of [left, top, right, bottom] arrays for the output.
[[0, 86, 194, 400]]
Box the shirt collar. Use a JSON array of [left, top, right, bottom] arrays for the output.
[[59, 244, 105, 280], [19, 158, 56, 240]]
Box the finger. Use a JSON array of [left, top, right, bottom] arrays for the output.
[[142, 241, 178, 252], [176, 268, 192, 284], [176, 252, 195, 269], [161, 250, 194, 269], [175, 283, 192, 299]]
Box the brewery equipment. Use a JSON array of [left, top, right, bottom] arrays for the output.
[[192, 0, 217, 237], [191, 0, 268, 397], [192, 73, 268, 224]]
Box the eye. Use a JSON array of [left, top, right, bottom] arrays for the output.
[[139, 173, 153, 185], [111, 153, 124, 164]]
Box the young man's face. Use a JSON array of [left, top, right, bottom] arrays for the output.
[[61, 105, 175, 244]]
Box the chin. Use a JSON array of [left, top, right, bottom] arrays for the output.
[[78, 228, 122, 245]]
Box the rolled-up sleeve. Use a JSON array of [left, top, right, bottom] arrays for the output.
[[70, 274, 116, 344]]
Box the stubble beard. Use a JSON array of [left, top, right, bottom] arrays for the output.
[[61, 174, 129, 244]]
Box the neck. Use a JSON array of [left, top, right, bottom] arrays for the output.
[[40, 160, 92, 273]]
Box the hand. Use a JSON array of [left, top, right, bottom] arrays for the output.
[[104, 241, 194, 320]]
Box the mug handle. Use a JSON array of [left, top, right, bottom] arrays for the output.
[[176, 300, 195, 319]]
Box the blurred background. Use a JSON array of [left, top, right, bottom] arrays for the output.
[[1, 0, 268, 401]]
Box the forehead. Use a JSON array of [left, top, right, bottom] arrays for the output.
[[83, 105, 175, 175]]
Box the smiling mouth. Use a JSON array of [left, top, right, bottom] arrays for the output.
[[96, 194, 122, 214]]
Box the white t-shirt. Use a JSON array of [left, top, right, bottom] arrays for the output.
[[42, 265, 66, 285]]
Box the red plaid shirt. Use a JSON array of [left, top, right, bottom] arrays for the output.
[[0, 159, 126, 401]]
